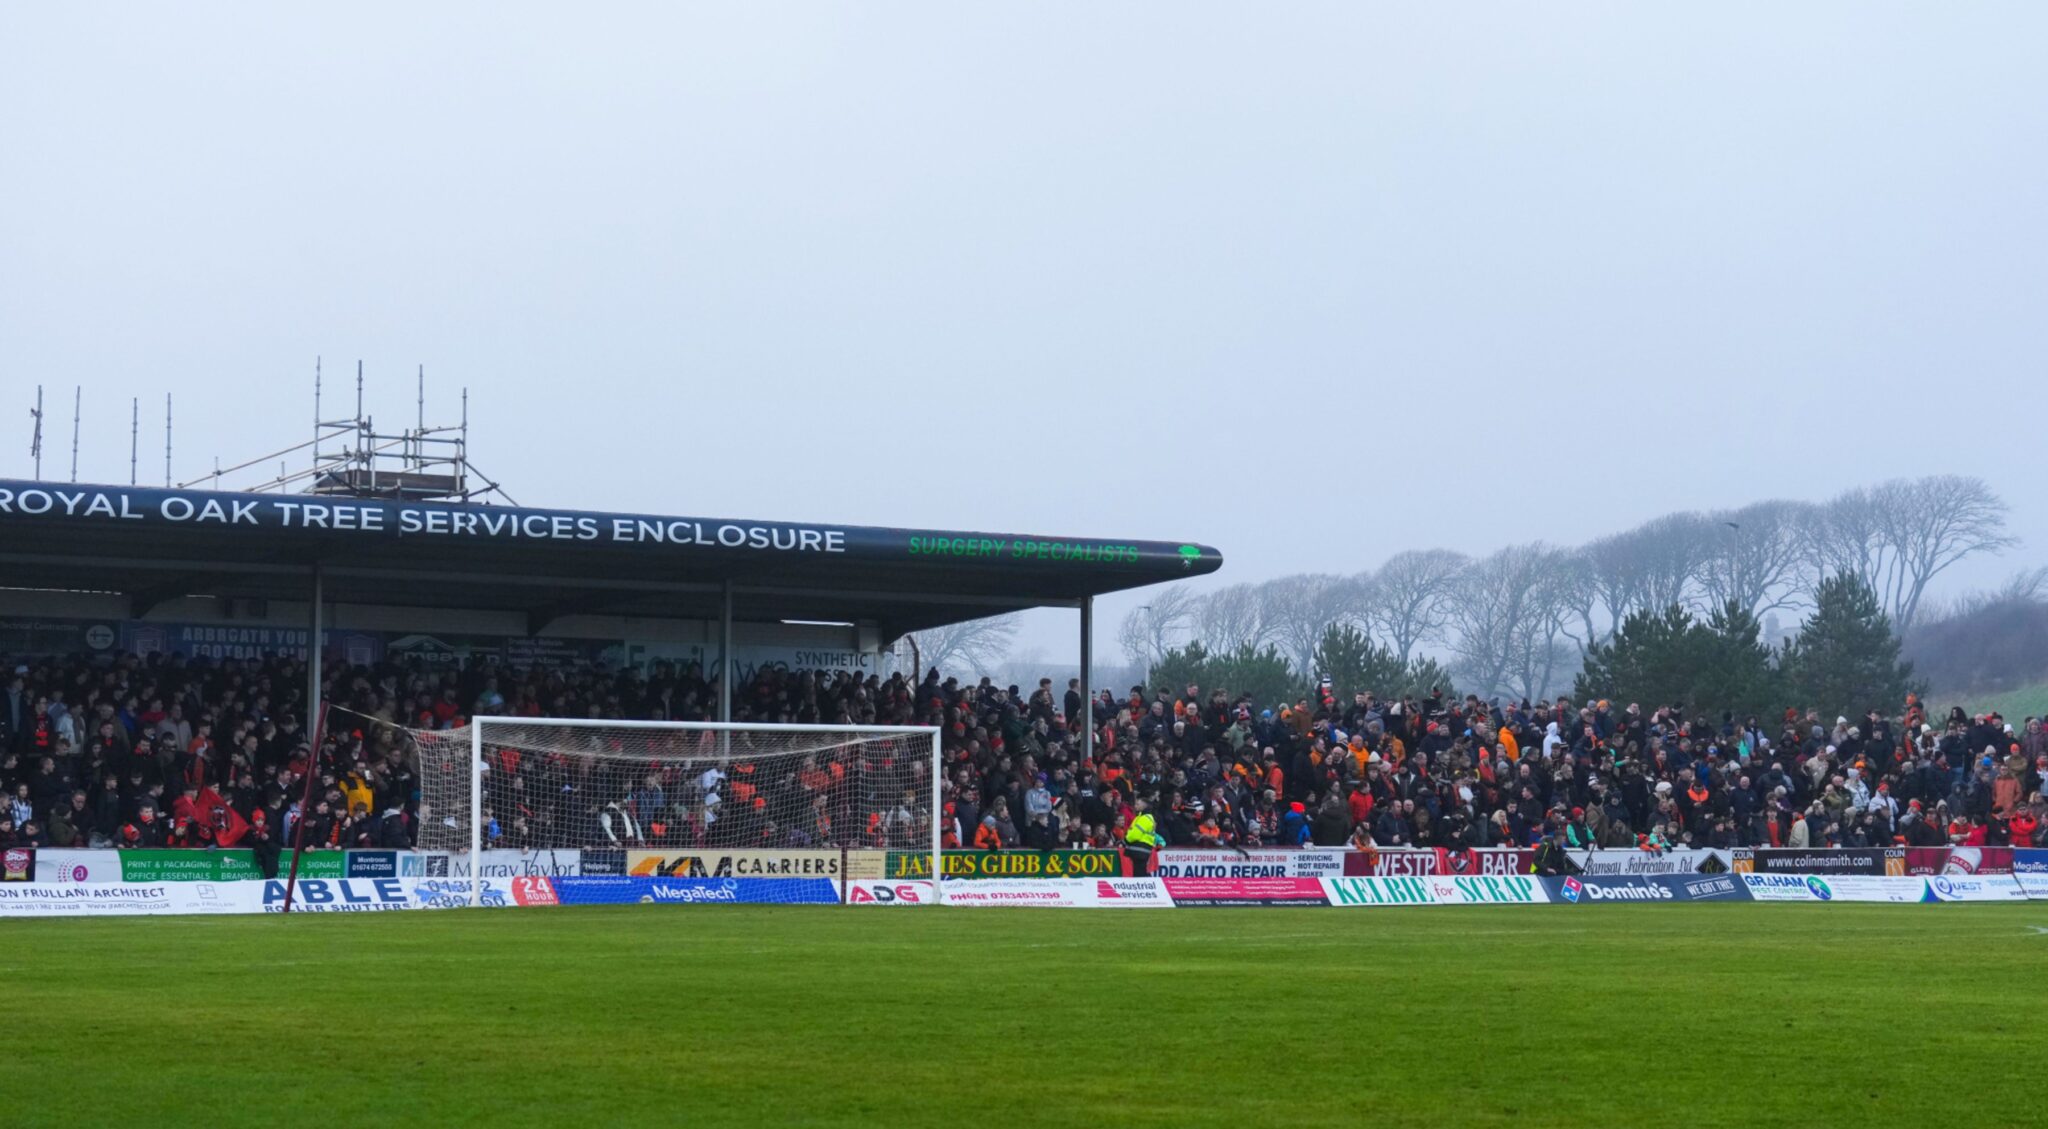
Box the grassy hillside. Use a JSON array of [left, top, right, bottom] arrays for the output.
[[1936, 681, 2048, 722]]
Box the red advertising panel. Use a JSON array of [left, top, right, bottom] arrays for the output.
[[1342, 847, 1533, 877]]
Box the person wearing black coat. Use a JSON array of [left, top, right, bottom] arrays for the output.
[[1020, 812, 1057, 851], [1620, 766, 1651, 833], [1164, 797, 1200, 846], [1310, 796, 1350, 846], [1371, 803, 1412, 848], [128, 805, 167, 848], [89, 775, 124, 846], [1728, 777, 1756, 826], [1286, 745, 1319, 805], [1531, 830, 1581, 876]]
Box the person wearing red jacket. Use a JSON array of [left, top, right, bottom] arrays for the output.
[[2009, 808, 2040, 848], [1949, 815, 1987, 847]]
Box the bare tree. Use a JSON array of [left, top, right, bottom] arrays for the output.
[[1116, 608, 1154, 671], [1802, 485, 1885, 595], [1448, 544, 1564, 698], [1573, 514, 1713, 631], [1580, 532, 1652, 627], [1805, 476, 2014, 631], [1116, 585, 1198, 670], [1550, 549, 1603, 656], [1363, 549, 1466, 664], [1698, 499, 1818, 620], [905, 613, 1021, 679], [1191, 582, 1269, 652], [1505, 547, 1581, 702], [1881, 475, 2015, 630], [1258, 573, 1364, 677], [1633, 511, 1716, 611]]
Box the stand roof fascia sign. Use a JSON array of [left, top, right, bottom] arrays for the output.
[[0, 480, 1221, 637]]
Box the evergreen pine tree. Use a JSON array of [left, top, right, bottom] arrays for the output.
[[1781, 573, 1915, 718], [1311, 624, 1459, 702], [1694, 600, 1785, 720], [1573, 604, 1701, 709]]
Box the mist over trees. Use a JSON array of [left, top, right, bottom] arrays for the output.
[[1117, 475, 2018, 702], [1902, 567, 2048, 696]]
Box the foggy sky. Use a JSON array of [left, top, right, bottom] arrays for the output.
[[3, 4, 2043, 661]]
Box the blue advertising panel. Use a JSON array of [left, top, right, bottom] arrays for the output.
[[549, 876, 838, 906], [1545, 874, 1754, 904]]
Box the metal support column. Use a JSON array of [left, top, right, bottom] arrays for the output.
[[307, 564, 323, 746], [281, 564, 324, 914], [720, 580, 734, 724], [719, 580, 734, 757], [1079, 596, 1093, 765]]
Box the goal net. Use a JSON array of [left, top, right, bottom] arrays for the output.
[[411, 719, 942, 907]]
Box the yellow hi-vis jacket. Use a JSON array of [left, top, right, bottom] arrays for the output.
[[1125, 812, 1164, 848]]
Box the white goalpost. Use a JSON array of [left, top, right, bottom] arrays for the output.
[[410, 718, 944, 907]]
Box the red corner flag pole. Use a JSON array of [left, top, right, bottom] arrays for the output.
[[280, 702, 332, 915]]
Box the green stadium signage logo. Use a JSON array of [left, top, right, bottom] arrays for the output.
[[1178, 545, 1201, 568], [1448, 875, 1540, 903], [907, 537, 1142, 564], [1326, 877, 1433, 905], [1325, 875, 1540, 905], [117, 849, 343, 882]]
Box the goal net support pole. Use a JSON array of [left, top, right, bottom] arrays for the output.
[[469, 722, 483, 906], [929, 724, 943, 906]]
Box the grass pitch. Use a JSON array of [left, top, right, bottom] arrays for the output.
[[4, 903, 2043, 1128]]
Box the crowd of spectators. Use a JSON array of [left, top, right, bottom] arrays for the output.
[[1024, 684, 2048, 857], [4, 649, 2046, 869]]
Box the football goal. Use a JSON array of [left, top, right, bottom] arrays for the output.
[[411, 718, 943, 906]]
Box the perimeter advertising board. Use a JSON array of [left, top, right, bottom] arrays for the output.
[[1899, 847, 2015, 875], [934, 878, 1173, 908], [2017, 850, 2048, 897], [888, 850, 1129, 879], [547, 876, 840, 905], [845, 881, 936, 905], [1547, 874, 1752, 903], [1151, 849, 1343, 879], [2, 847, 33, 881], [1160, 877, 1330, 907], [1576, 849, 1736, 876], [1922, 875, 2027, 902], [0, 882, 255, 916], [1342, 848, 1533, 877], [120, 850, 342, 882], [1741, 874, 1933, 903], [260, 878, 414, 912], [626, 849, 871, 879], [1322, 875, 1548, 906], [1749, 849, 1904, 876]]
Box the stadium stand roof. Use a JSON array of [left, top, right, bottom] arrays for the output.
[[0, 480, 1222, 640]]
